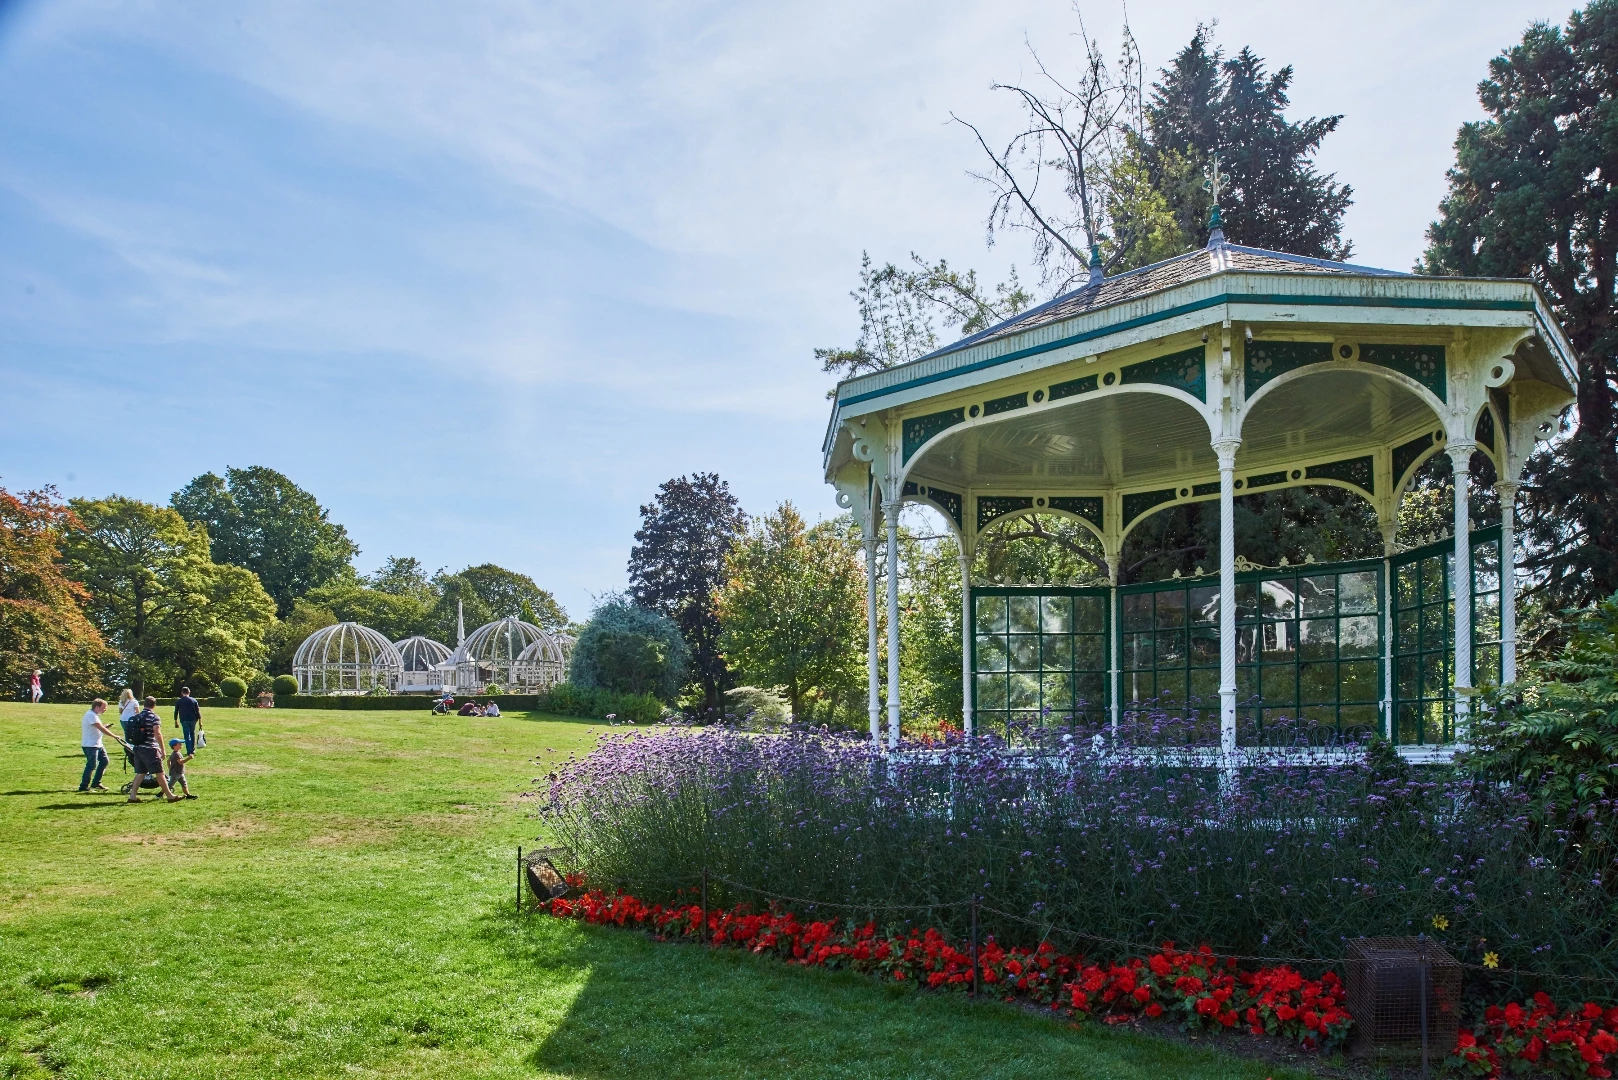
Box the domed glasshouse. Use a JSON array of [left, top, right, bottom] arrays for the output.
[[452, 615, 569, 693], [293, 622, 405, 695], [393, 635, 452, 693]]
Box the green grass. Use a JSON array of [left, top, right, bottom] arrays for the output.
[[0, 703, 1311, 1079]]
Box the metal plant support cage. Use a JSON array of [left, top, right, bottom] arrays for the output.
[[1345, 936, 1461, 1059]]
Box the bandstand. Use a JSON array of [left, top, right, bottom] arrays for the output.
[[823, 214, 1577, 760]]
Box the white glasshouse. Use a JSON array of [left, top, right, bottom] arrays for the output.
[[293, 622, 405, 695], [394, 635, 453, 693]]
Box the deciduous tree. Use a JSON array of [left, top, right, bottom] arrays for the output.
[[65, 496, 276, 696], [0, 483, 108, 699], [568, 594, 689, 702], [715, 504, 864, 720], [171, 467, 358, 617]]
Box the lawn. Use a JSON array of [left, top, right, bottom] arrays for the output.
[[0, 702, 1310, 1079]]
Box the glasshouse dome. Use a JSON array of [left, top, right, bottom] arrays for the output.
[[293, 622, 403, 695], [455, 616, 567, 693], [393, 635, 452, 693]]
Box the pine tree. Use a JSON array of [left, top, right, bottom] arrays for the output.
[[1421, 0, 1618, 607], [1145, 28, 1353, 258]]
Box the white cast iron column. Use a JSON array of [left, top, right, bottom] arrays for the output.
[[1107, 552, 1121, 733], [959, 551, 973, 739], [1496, 480, 1519, 685], [864, 531, 881, 745], [1448, 441, 1476, 735], [885, 499, 903, 749], [1213, 437, 1241, 756]]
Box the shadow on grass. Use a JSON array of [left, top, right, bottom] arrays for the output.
[[35, 801, 128, 811], [484, 907, 1306, 1080], [4, 789, 65, 796]]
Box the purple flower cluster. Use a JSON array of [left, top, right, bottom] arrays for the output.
[[536, 715, 1617, 991]]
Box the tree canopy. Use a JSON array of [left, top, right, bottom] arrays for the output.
[[1422, 0, 1618, 607], [627, 473, 748, 711], [171, 467, 358, 617], [715, 503, 864, 719], [65, 496, 277, 696], [0, 483, 108, 699]]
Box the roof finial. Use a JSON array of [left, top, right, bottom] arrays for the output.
[[1087, 241, 1104, 287], [1203, 151, 1230, 248]]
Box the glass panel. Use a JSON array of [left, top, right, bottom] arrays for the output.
[[1339, 660, 1378, 702], [1155, 629, 1186, 666], [1041, 594, 1073, 634], [1422, 657, 1450, 698], [1298, 661, 1336, 702], [1473, 539, 1500, 594], [1189, 667, 1220, 701], [1259, 664, 1296, 705], [1261, 621, 1296, 662], [1124, 671, 1153, 704], [1420, 608, 1446, 652], [976, 635, 1007, 672], [1189, 628, 1220, 665], [978, 711, 1009, 737], [1074, 596, 1105, 634], [976, 674, 1007, 709], [1420, 556, 1444, 603], [1040, 635, 1072, 671], [1154, 670, 1187, 704], [1261, 579, 1297, 619], [1339, 571, 1379, 615], [1009, 595, 1040, 633], [1298, 619, 1337, 661], [1122, 593, 1153, 632], [1397, 608, 1419, 652], [1299, 575, 1337, 618], [1235, 666, 1257, 700], [1396, 702, 1422, 744], [1073, 635, 1105, 670], [1074, 672, 1105, 708], [975, 594, 1007, 635], [1340, 704, 1379, 734], [1396, 656, 1420, 697], [1008, 673, 1039, 708], [1235, 582, 1259, 621], [1188, 585, 1219, 625], [1155, 590, 1187, 628], [1125, 632, 1153, 669], [1008, 635, 1040, 671], [1042, 673, 1074, 709], [1339, 615, 1379, 658]]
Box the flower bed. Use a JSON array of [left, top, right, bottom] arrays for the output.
[[546, 887, 1353, 1053], [1451, 995, 1618, 1078]]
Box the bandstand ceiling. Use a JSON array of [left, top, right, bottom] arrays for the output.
[[1239, 369, 1437, 471], [915, 392, 1215, 490]]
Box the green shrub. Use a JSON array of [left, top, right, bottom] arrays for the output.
[[186, 671, 218, 696], [272, 674, 299, 697], [538, 682, 665, 723], [218, 676, 247, 702], [1468, 591, 1618, 872], [568, 595, 689, 702]]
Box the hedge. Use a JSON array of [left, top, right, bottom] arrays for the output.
[[136, 684, 670, 722]]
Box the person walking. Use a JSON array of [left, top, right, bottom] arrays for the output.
[[117, 689, 138, 740], [30, 669, 43, 703], [78, 698, 116, 792], [125, 696, 181, 803], [173, 687, 203, 754]]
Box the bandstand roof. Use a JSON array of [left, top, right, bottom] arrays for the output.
[[824, 235, 1579, 549]]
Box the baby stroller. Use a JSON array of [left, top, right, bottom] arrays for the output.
[[111, 734, 162, 795]]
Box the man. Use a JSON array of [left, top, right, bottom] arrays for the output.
[[173, 686, 203, 754], [78, 698, 117, 792], [126, 695, 181, 804]]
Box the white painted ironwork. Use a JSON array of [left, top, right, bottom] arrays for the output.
[[455, 616, 567, 693], [394, 635, 452, 693], [293, 622, 403, 695]]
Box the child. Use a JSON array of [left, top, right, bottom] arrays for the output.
[[166, 739, 198, 799]]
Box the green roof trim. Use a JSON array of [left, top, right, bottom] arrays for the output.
[[901, 407, 965, 463], [1049, 373, 1098, 400], [838, 292, 1524, 409]]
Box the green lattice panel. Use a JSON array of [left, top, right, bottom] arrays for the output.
[[1048, 496, 1103, 529], [1122, 488, 1177, 528], [1244, 340, 1332, 396], [902, 407, 965, 463], [983, 392, 1028, 416], [1049, 374, 1098, 400], [1120, 346, 1206, 401], [1305, 455, 1374, 495], [1361, 344, 1447, 402], [1392, 433, 1436, 487], [977, 495, 1034, 531]]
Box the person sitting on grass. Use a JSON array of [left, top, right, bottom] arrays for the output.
[[125, 696, 181, 804], [79, 698, 117, 792], [166, 739, 197, 799], [483, 700, 500, 717], [457, 699, 481, 717]]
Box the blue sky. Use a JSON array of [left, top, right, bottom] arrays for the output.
[[0, 0, 1557, 620]]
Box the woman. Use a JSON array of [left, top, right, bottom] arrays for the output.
[[117, 689, 139, 741]]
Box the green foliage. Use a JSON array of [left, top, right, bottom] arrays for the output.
[[302, 574, 433, 642], [266, 598, 338, 675], [627, 473, 747, 711], [1144, 27, 1353, 258], [898, 527, 965, 727], [1422, 0, 1618, 608], [569, 595, 689, 702], [272, 674, 299, 697], [540, 682, 666, 723], [973, 513, 1108, 585], [171, 467, 358, 617], [1468, 592, 1618, 871], [455, 564, 566, 630], [218, 676, 247, 701], [0, 483, 108, 700], [64, 496, 277, 698], [186, 671, 218, 696], [716, 504, 865, 719]]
